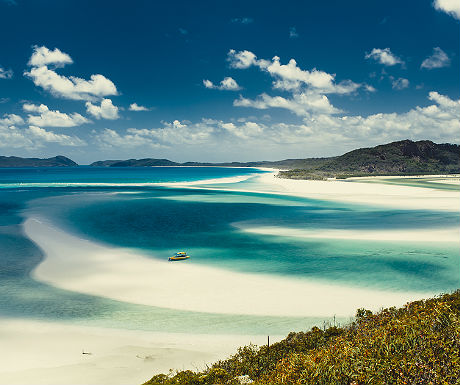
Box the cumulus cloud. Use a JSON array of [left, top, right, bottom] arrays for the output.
[[0, 66, 13, 79], [129, 103, 150, 111], [0, 113, 24, 127], [95, 119, 266, 149], [94, 128, 162, 149], [228, 49, 261, 69], [24, 46, 118, 101], [23, 103, 90, 127], [365, 48, 404, 66], [268, 56, 360, 94], [0, 113, 85, 148], [227, 49, 368, 118], [0, 115, 32, 148], [221, 121, 264, 139], [391, 78, 409, 90], [28, 46, 73, 68], [421, 47, 450, 69], [234, 92, 341, 116], [433, 0, 460, 19], [364, 84, 377, 92], [93, 92, 460, 155], [228, 50, 361, 95], [203, 77, 241, 91], [85, 98, 119, 120], [28, 125, 86, 146]]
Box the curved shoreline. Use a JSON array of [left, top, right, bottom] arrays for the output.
[[204, 172, 460, 212], [25, 217, 432, 318]]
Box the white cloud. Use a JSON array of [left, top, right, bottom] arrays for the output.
[[0, 114, 85, 149], [228, 50, 361, 94], [26, 66, 118, 101], [23, 103, 90, 127], [392, 78, 409, 90], [227, 50, 370, 119], [94, 128, 163, 149], [228, 49, 261, 69], [220, 77, 241, 90], [0, 113, 24, 126], [25, 46, 118, 101], [0, 66, 13, 79], [28, 125, 86, 146], [421, 47, 450, 69], [364, 84, 377, 92], [433, 0, 460, 19], [93, 92, 460, 156], [234, 92, 341, 116], [203, 77, 241, 91], [365, 48, 404, 66], [267, 56, 360, 94], [129, 103, 150, 111], [428, 91, 459, 108], [0, 127, 33, 149], [203, 79, 214, 89], [86, 98, 120, 120], [28, 46, 73, 68], [221, 121, 264, 139]]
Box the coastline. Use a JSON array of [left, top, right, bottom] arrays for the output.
[[225, 171, 460, 212], [4, 171, 459, 384]]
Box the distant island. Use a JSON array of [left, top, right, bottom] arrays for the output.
[[1, 140, 459, 179], [0, 155, 77, 167]]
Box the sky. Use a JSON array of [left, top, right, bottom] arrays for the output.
[[0, 0, 459, 164]]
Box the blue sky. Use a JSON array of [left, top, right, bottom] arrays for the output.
[[0, 0, 459, 163]]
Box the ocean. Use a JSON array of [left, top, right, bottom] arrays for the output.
[[0, 167, 458, 336]]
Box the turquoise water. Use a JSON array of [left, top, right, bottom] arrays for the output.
[[0, 167, 458, 335]]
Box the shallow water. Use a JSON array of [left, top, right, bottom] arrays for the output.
[[0, 167, 458, 335]]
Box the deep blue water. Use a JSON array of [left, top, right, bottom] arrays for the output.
[[0, 166, 265, 184], [0, 166, 458, 335]]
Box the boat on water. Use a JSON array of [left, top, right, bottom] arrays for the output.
[[169, 251, 190, 261]]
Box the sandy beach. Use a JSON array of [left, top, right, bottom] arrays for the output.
[[0, 318, 264, 385], [239, 172, 460, 212]]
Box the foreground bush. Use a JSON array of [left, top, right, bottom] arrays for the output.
[[143, 291, 460, 385]]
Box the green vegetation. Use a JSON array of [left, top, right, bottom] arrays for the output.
[[90, 140, 459, 179], [143, 291, 460, 385], [278, 140, 460, 180], [0, 155, 77, 167]]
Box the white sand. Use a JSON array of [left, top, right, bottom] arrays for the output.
[[0, 318, 264, 385], [246, 173, 460, 211], [25, 218, 431, 318], [235, 224, 460, 243]]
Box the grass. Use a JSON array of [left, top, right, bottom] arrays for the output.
[[143, 291, 460, 384]]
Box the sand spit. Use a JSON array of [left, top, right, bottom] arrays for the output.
[[244, 173, 460, 212], [235, 224, 460, 243], [25, 217, 431, 318]]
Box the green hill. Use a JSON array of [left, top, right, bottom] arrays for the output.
[[0, 155, 77, 167], [89, 140, 459, 179], [279, 140, 460, 179], [143, 291, 460, 385]]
